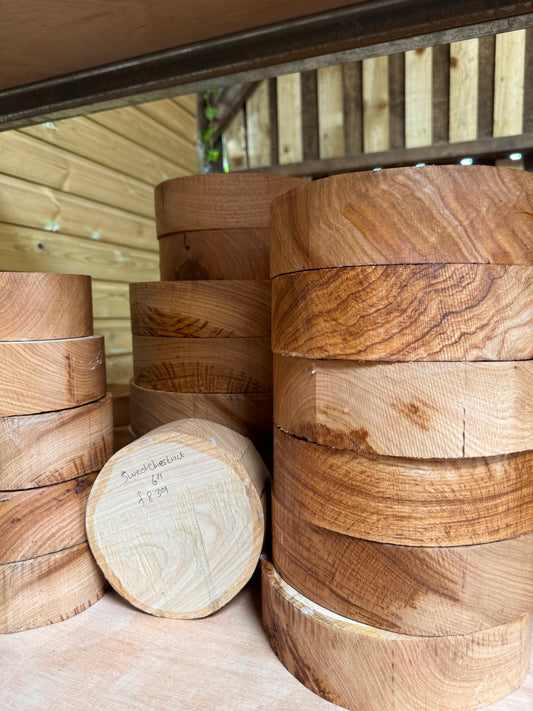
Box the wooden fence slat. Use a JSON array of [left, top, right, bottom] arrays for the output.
[[342, 61, 363, 155], [494, 30, 526, 137], [93, 318, 133, 356], [106, 354, 134, 385], [277, 73, 303, 164], [362, 56, 390, 153], [137, 98, 198, 144], [405, 47, 433, 148], [0, 222, 159, 283], [300, 71, 319, 161], [449, 39, 479, 143], [0, 173, 156, 251], [317, 65, 345, 160], [92, 281, 131, 319], [225, 108, 248, 171], [246, 80, 272, 168], [477, 35, 496, 140], [90, 106, 198, 174], [0, 131, 155, 218], [388, 53, 405, 150], [172, 95, 197, 115], [21, 118, 190, 186]]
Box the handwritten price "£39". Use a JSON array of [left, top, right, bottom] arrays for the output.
[[138, 485, 169, 506]]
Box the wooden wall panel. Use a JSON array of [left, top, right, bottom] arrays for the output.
[[225, 108, 248, 171], [317, 65, 345, 159], [362, 56, 389, 153], [405, 47, 433, 148], [449, 39, 479, 142], [277, 73, 303, 164], [0, 95, 198, 385], [494, 29, 526, 137], [246, 80, 272, 168]]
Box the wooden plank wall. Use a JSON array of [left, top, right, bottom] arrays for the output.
[[0, 95, 198, 385], [224, 29, 531, 171]]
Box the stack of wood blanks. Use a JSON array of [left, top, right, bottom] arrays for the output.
[[130, 174, 303, 465], [0, 272, 112, 634], [265, 165, 533, 711]]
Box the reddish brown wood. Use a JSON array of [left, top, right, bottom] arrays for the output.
[[272, 264, 533, 361], [270, 165, 533, 277], [159, 229, 270, 280], [262, 558, 531, 711], [155, 174, 304, 236], [0, 272, 93, 341], [273, 428, 533, 546], [271, 495, 533, 636]]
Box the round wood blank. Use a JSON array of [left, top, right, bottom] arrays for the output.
[[270, 165, 533, 277], [0, 394, 112, 489], [272, 494, 533, 636], [0, 542, 106, 634], [0, 473, 97, 564], [0, 336, 106, 417], [86, 419, 269, 618], [159, 229, 270, 281], [133, 335, 272, 393], [274, 355, 533, 458], [274, 428, 533, 546], [0, 272, 93, 341], [155, 173, 304, 236], [272, 264, 533, 361], [261, 559, 531, 711], [130, 280, 271, 338]]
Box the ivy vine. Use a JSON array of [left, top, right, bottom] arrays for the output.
[[202, 88, 220, 168]]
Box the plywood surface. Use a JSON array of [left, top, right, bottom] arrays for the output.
[[1, 583, 531, 711]]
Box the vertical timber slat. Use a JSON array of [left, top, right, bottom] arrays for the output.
[[449, 39, 479, 143], [277, 73, 303, 165], [246, 81, 271, 169], [342, 62, 363, 155], [362, 56, 390, 153], [388, 53, 405, 150], [477, 35, 496, 140], [317, 65, 345, 159], [224, 109, 248, 171], [300, 70, 319, 161], [494, 30, 526, 137], [405, 47, 433, 148]]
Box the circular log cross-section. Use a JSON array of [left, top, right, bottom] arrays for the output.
[[273, 355, 533, 458], [155, 173, 304, 236], [159, 229, 270, 281], [261, 559, 531, 711], [86, 419, 270, 619], [133, 335, 272, 393], [0, 473, 97, 564], [273, 428, 533, 546], [0, 272, 93, 341], [0, 336, 106, 417], [0, 542, 106, 634], [272, 264, 533, 361], [270, 165, 533, 277], [0, 394, 113, 490], [271, 494, 533, 637], [131, 280, 271, 338]]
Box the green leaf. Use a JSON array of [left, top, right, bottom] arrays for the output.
[[204, 106, 218, 120], [202, 127, 214, 143], [206, 149, 219, 163]]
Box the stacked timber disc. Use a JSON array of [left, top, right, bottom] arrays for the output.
[[0, 272, 112, 633], [130, 174, 303, 465], [265, 165, 533, 711]]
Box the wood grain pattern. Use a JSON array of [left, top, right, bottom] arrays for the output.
[[0, 336, 106, 417], [0, 394, 113, 490], [0, 473, 97, 564], [273, 355, 533, 458], [273, 428, 533, 546], [130, 280, 271, 338], [0, 272, 93, 341], [86, 419, 269, 619], [272, 264, 533, 361], [133, 335, 272, 393], [130, 382, 272, 458], [272, 494, 533, 636], [262, 559, 531, 711], [270, 165, 533, 277], [158, 228, 270, 281], [0, 542, 106, 634], [154, 174, 304, 236]]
